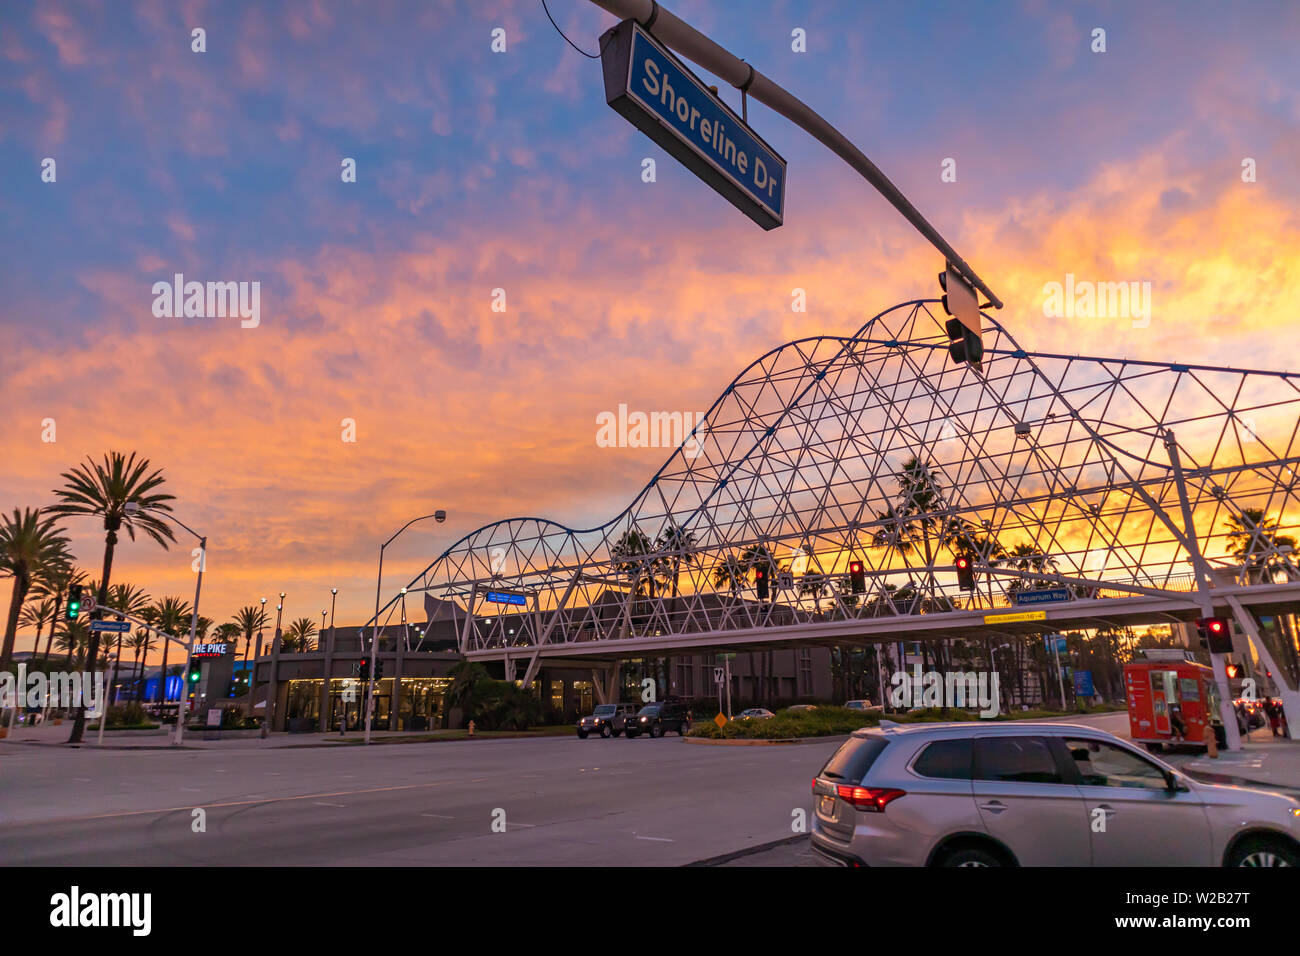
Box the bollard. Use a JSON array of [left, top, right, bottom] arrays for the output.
[[1204, 723, 1218, 758]]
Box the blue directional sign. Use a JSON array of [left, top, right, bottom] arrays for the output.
[[484, 591, 527, 607], [89, 620, 131, 633], [1015, 587, 1070, 606], [1074, 670, 1095, 697], [1044, 634, 1068, 654], [601, 19, 786, 230]]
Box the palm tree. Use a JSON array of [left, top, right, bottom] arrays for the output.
[[993, 543, 1056, 595], [712, 552, 748, 595], [127, 613, 157, 702], [283, 617, 318, 653], [1225, 509, 1300, 683], [233, 604, 267, 694], [58, 619, 89, 666], [18, 597, 56, 659], [102, 583, 150, 708], [33, 565, 87, 663], [48, 451, 176, 742], [1, 507, 73, 666], [1225, 509, 1297, 583], [150, 597, 191, 705], [656, 522, 698, 597], [611, 527, 657, 598]]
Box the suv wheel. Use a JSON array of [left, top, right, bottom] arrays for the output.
[[1227, 836, 1298, 867], [600, 724, 611, 738], [938, 846, 1003, 867], [649, 724, 662, 738], [577, 729, 588, 739]]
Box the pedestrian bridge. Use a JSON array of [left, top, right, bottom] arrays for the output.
[[386, 300, 1300, 692]]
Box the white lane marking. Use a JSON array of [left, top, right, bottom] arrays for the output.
[[507, 822, 537, 828], [634, 835, 674, 842], [420, 813, 455, 819], [315, 802, 346, 807]]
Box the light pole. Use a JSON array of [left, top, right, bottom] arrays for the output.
[[367, 510, 446, 744], [128, 502, 205, 747], [262, 593, 284, 737]]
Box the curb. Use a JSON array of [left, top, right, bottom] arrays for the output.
[[686, 834, 808, 866]]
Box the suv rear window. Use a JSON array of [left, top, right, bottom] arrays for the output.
[[820, 736, 889, 784], [593, 705, 615, 717], [913, 738, 973, 779]]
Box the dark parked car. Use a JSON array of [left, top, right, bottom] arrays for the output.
[[625, 700, 692, 738], [577, 703, 637, 739]]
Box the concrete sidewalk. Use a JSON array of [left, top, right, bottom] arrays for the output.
[[1166, 731, 1300, 791]]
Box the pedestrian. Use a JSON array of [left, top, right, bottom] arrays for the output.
[[1265, 697, 1282, 737], [1168, 703, 1187, 743]]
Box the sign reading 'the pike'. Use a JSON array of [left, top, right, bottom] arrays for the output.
[[600, 19, 786, 230]]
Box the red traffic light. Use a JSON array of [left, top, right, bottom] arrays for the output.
[[955, 556, 970, 569], [849, 562, 861, 572]]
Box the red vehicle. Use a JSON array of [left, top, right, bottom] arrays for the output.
[[1123, 658, 1226, 752]]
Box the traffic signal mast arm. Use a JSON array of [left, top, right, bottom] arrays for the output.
[[586, 0, 1002, 310], [76, 599, 190, 650]]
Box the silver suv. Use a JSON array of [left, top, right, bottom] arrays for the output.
[[811, 722, 1300, 867]]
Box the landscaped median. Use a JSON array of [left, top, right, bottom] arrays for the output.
[[684, 703, 1126, 744]]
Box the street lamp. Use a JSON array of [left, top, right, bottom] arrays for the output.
[[367, 510, 446, 744], [261, 593, 285, 738], [127, 501, 205, 747]]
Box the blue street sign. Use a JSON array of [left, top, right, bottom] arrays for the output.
[[89, 620, 131, 633], [1044, 634, 1068, 654], [601, 19, 786, 230], [1074, 670, 1094, 696], [1014, 587, 1070, 606], [484, 591, 527, 607]]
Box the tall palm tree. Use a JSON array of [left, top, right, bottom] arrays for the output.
[[49, 451, 176, 741], [283, 617, 318, 653], [233, 604, 267, 694], [102, 583, 150, 708], [150, 596, 191, 705], [1, 507, 73, 666], [18, 596, 56, 658]]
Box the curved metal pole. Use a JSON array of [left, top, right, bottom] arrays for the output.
[[586, 0, 1003, 308], [366, 512, 445, 744]]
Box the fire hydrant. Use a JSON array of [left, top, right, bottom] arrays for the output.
[[467, 719, 476, 738], [1204, 723, 1218, 758]]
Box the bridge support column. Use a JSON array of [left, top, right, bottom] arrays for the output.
[[591, 665, 621, 706], [1225, 595, 1300, 740]]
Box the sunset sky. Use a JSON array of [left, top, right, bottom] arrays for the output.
[[2, 0, 1298, 657]]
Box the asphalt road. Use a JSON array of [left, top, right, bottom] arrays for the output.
[[0, 733, 844, 866]]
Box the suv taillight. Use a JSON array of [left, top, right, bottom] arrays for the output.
[[836, 785, 906, 812]]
